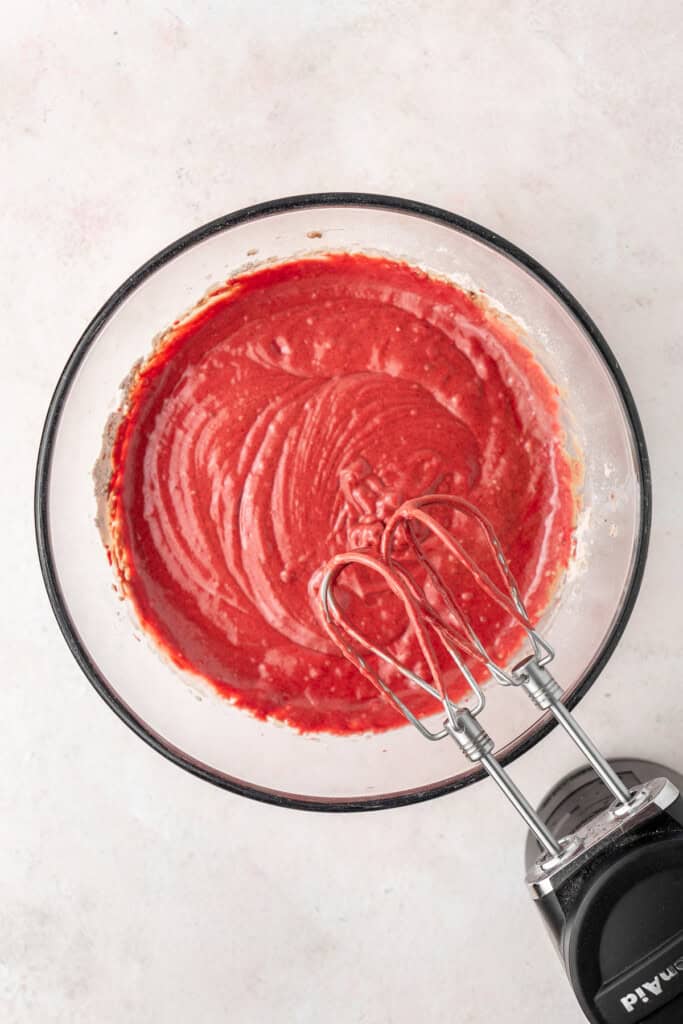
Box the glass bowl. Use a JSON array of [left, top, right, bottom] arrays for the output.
[[35, 193, 651, 811]]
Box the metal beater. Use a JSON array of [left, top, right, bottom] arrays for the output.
[[319, 494, 670, 864]]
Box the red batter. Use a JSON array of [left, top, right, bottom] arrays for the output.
[[105, 253, 575, 733]]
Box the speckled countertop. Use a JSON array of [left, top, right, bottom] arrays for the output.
[[3, 2, 683, 1021]]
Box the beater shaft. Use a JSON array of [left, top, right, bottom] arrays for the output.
[[513, 653, 633, 806], [447, 708, 562, 857]]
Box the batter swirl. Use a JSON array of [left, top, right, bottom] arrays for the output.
[[105, 254, 574, 733]]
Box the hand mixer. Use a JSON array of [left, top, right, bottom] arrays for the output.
[[320, 495, 683, 1024]]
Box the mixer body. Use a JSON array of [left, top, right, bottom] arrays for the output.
[[525, 761, 683, 1023]]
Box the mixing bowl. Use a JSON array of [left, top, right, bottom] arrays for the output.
[[35, 193, 650, 810]]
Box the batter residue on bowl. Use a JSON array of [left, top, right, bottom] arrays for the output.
[[102, 253, 575, 733]]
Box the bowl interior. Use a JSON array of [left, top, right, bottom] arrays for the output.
[[38, 198, 648, 808]]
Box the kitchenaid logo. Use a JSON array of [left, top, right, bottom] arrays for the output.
[[620, 957, 683, 1013]]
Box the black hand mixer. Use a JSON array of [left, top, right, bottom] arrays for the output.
[[320, 494, 683, 1024]]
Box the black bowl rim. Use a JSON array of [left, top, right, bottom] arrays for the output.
[[35, 191, 652, 812]]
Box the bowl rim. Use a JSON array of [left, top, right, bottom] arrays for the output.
[[34, 191, 652, 812]]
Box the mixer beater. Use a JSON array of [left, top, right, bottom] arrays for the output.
[[322, 495, 640, 857]]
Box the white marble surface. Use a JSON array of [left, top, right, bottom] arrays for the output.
[[3, 2, 683, 1021]]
